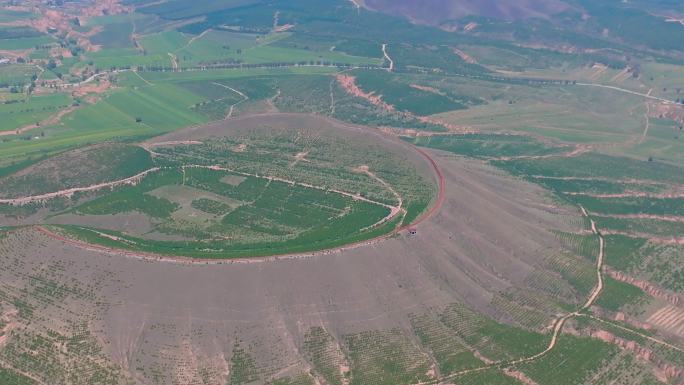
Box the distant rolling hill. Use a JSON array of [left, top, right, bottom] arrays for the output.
[[360, 0, 572, 24]]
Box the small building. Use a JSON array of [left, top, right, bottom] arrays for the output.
[[0, 58, 10, 65], [407, 228, 417, 235]]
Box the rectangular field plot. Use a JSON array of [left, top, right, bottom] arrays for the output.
[[178, 77, 276, 100], [0, 35, 54, 51], [80, 48, 169, 70], [0, 64, 42, 86], [515, 335, 619, 385], [90, 22, 135, 49], [64, 83, 207, 133], [352, 70, 474, 116], [570, 195, 684, 216], [410, 313, 484, 375], [495, 153, 684, 184], [183, 169, 391, 241], [0, 93, 72, 132], [344, 329, 432, 385], [147, 184, 241, 224], [138, 30, 190, 56], [0, 9, 36, 23], [152, 29, 382, 67], [438, 303, 549, 362]]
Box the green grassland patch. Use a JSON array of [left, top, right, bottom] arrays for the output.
[[407, 134, 564, 159], [595, 277, 649, 312], [0, 142, 152, 198], [516, 334, 619, 385]]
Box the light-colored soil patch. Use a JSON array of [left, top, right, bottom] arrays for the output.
[[463, 22, 478, 32], [219, 174, 246, 186], [452, 48, 477, 64], [650, 102, 684, 125], [289, 151, 311, 168], [409, 84, 446, 95], [72, 78, 112, 97], [46, 212, 156, 236], [599, 230, 684, 245], [589, 63, 608, 80], [503, 368, 539, 385], [609, 66, 632, 83], [147, 184, 241, 224], [336, 75, 473, 132], [0, 305, 19, 348], [646, 305, 684, 336], [336, 74, 394, 111]]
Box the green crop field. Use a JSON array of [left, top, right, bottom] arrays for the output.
[[0, 93, 72, 132], [351, 69, 478, 116], [0, 68, 346, 167], [594, 277, 648, 311], [0, 143, 153, 198], [139, 30, 189, 56], [0, 35, 54, 51], [0, 367, 38, 385], [516, 335, 619, 385], [0, 64, 42, 87], [0, 9, 35, 23], [345, 329, 431, 385], [407, 134, 564, 159]]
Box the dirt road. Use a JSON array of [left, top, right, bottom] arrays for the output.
[[417, 205, 614, 385], [211, 82, 249, 118], [580, 205, 604, 310], [0, 168, 160, 205], [382, 43, 394, 72], [576, 83, 677, 104], [639, 102, 651, 144], [183, 164, 403, 228]]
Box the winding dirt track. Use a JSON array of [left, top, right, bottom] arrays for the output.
[[184, 164, 404, 228], [414, 202, 684, 384], [381, 43, 394, 72], [409, 205, 606, 384], [0, 168, 161, 205], [576, 83, 678, 104]]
